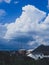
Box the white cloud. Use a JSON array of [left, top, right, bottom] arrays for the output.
[[0, 4, 49, 46], [14, 1, 19, 4], [4, 0, 11, 3], [0, 0, 11, 3], [4, 5, 46, 39]]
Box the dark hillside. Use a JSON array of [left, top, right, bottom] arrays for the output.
[[33, 45, 49, 55], [0, 51, 49, 65]]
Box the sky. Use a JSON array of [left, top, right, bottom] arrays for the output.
[[0, 0, 49, 50]]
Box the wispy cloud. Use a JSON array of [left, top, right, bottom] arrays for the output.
[[0, 9, 6, 16], [47, 0, 49, 9], [4, 0, 11, 3], [0, 0, 2, 3], [0, 0, 11, 3], [14, 1, 19, 4], [0, 9, 6, 21], [0, 24, 7, 38]]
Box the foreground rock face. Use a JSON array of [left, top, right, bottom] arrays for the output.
[[0, 51, 49, 65]]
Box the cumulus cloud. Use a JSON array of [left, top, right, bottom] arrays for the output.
[[4, 5, 46, 39], [0, 5, 49, 48]]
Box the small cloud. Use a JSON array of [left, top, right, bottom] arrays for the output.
[[0, 9, 6, 16], [0, 0, 11, 4], [0, 9, 6, 21], [4, 0, 11, 3], [14, 1, 19, 4]]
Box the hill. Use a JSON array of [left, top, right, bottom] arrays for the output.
[[0, 51, 49, 65], [33, 45, 49, 55]]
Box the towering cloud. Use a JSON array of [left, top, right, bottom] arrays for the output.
[[0, 5, 49, 47], [4, 5, 46, 39]]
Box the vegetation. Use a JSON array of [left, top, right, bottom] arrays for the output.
[[0, 51, 49, 65]]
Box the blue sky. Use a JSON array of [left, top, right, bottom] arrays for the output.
[[0, 0, 49, 50]]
